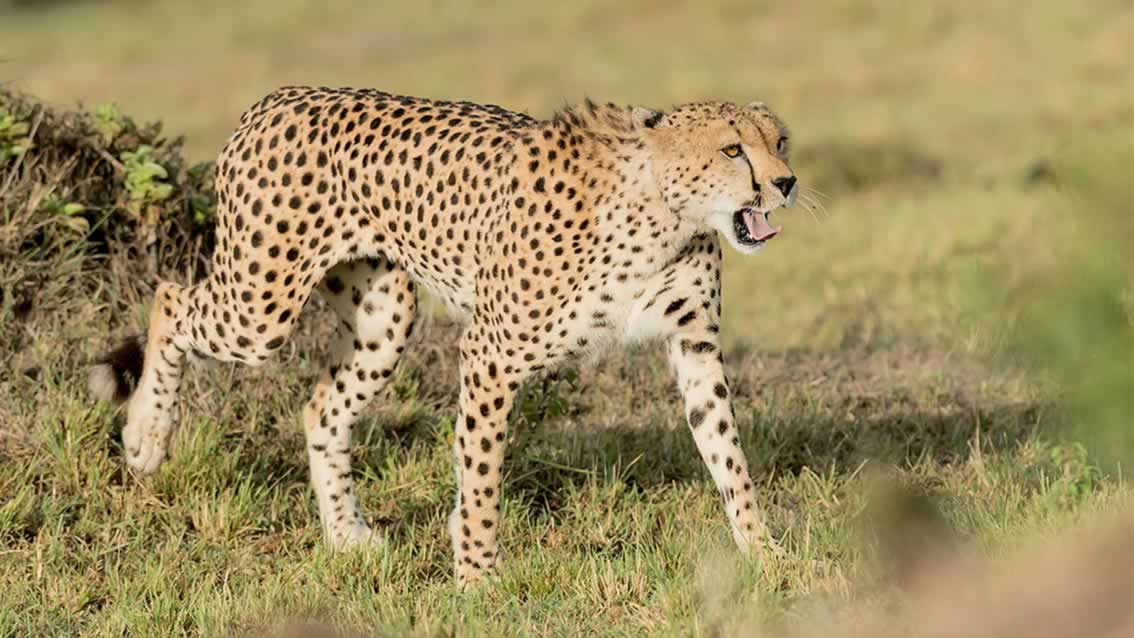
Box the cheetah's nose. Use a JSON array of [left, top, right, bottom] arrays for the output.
[[772, 176, 796, 198]]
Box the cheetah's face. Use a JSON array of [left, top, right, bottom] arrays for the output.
[[640, 101, 797, 255]]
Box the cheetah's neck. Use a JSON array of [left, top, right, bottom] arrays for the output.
[[578, 132, 702, 279]]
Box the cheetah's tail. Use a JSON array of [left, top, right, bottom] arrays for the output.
[[88, 334, 146, 404]]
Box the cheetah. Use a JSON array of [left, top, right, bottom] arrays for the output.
[[89, 86, 799, 587]]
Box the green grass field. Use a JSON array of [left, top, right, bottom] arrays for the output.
[[1, 0, 1131, 635]]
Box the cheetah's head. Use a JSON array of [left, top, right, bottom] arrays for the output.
[[635, 101, 797, 255]]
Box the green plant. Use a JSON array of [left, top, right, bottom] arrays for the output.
[[0, 109, 31, 164], [90, 103, 125, 144], [36, 195, 87, 233], [120, 144, 174, 218], [512, 368, 584, 426], [187, 162, 217, 225]]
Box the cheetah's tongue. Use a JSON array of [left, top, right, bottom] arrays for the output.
[[743, 210, 782, 242]]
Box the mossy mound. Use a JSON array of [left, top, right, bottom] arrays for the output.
[[0, 88, 218, 333]]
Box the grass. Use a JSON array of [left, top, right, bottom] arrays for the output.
[[1, 0, 1132, 635], [1, 333, 1125, 636]]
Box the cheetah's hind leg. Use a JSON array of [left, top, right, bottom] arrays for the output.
[[89, 282, 197, 474], [303, 258, 417, 548]]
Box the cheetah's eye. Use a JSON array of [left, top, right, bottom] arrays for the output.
[[720, 144, 742, 159], [776, 137, 789, 155]]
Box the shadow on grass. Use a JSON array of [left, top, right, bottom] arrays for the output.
[[75, 330, 1042, 539], [498, 398, 1041, 517]]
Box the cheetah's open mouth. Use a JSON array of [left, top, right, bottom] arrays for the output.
[[733, 208, 782, 246]]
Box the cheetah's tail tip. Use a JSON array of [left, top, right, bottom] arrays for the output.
[[88, 334, 146, 404]]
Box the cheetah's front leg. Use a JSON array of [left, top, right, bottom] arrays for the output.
[[667, 329, 775, 554], [448, 333, 521, 589], [631, 235, 777, 555]]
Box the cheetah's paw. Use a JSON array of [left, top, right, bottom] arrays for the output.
[[122, 399, 175, 475], [328, 521, 384, 549]]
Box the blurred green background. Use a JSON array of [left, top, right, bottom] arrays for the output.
[[3, 0, 1130, 492], [5, 3, 1128, 327]]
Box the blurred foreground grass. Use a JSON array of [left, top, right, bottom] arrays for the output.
[[0, 0, 1131, 635]]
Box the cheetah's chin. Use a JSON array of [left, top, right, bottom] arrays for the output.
[[732, 208, 782, 248]]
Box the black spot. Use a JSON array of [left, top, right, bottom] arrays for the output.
[[690, 341, 716, 354], [642, 110, 665, 128]]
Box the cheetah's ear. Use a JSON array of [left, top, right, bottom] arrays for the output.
[[632, 107, 669, 129]]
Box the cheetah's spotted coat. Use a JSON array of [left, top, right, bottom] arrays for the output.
[[90, 86, 799, 587]]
